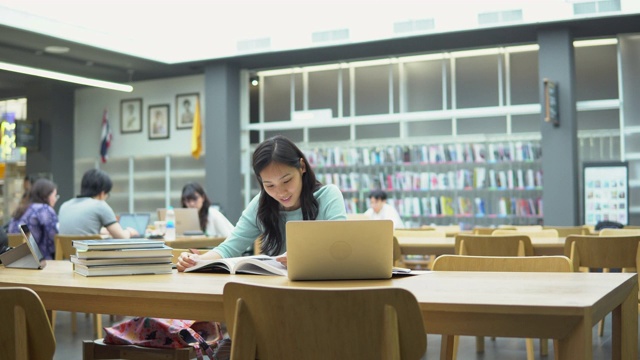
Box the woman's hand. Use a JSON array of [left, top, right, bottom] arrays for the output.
[[176, 251, 199, 272], [275, 252, 287, 267]]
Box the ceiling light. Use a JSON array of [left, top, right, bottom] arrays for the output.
[[251, 77, 259, 86], [0, 61, 133, 92], [44, 45, 70, 54], [573, 38, 618, 47]]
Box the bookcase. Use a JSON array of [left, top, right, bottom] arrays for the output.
[[306, 139, 542, 227]]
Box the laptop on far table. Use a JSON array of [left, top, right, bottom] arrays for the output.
[[286, 219, 393, 281], [157, 208, 203, 236], [118, 213, 151, 236]]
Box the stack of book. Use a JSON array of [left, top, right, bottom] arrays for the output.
[[70, 239, 173, 277]]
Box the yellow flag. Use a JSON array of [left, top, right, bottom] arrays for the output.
[[191, 98, 202, 159]]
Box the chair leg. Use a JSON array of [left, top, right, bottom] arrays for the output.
[[71, 312, 77, 334], [525, 338, 535, 360], [475, 336, 484, 353], [540, 338, 548, 355], [50, 310, 56, 328], [93, 314, 103, 339], [598, 318, 605, 336], [453, 335, 459, 360]]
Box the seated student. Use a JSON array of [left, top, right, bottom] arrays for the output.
[[177, 135, 347, 271], [58, 169, 139, 238], [8, 179, 59, 259], [181, 182, 234, 237], [364, 189, 405, 229]]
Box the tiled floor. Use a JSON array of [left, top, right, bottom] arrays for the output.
[[54, 311, 629, 359]]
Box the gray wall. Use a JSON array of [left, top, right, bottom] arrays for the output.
[[25, 82, 75, 212]]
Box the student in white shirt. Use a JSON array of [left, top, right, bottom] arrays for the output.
[[181, 182, 234, 237], [364, 190, 405, 228]]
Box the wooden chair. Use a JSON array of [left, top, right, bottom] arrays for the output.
[[452, 234, 539, 357], [565, 234, 640, 337], [395, 228, 446, 269], [454, 234, 533, 257], [0, 287, 56, 360], [599, 228, 640, 236], [543, 226, 587, 237], [7, 233, 25, 247], [472, 227, 495, 235], [345, 213, 371, 220], [491, 228, 559, 238], [54, 234, 103, 337], [223, 282, 426, 360], [431, 255, 572, 360], [497, 225, 543, 231]]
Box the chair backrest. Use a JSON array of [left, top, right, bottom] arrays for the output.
[[497, 225, 543, 231], [432, 254, 572, 272], [472, 227, 495, 235], [345, 213, 371, 220], [7, 233, 25, 247], [223, 282, 426, 360], [54, 234, 102, 261], [543, 226, 587, 237], [454, 234, 533, 256], [599, 228, 640, 237], [565, 235, 640, 272], [392, 236, 402, 265], [0, 287, 56, 360], [394, 229, 446, 238], [492, 229, 559, 238]]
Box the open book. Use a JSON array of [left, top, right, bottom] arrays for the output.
[[184, 255, 288, 276]]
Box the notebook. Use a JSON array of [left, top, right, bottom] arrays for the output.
[[286, 219, 393, 281], [157, 208, 202, 236], [119, 213, 151, 235]]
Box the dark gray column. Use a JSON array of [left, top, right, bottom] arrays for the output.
[[538, 28, 579, 226], [204, 63, 242, 223], [25, 82, 75, 212]]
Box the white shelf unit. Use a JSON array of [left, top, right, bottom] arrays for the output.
[[239, 36, 640, 226], [74, 154, 205, 219]]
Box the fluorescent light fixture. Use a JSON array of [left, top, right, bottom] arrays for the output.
[[0, 61, 133, 92], [398, 53, 445, 63], [573, 38, 618, 47], [505, 44, 539, 53]]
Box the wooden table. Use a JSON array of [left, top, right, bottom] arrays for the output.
[[0, 261, 636, 360], [397, 236, 566, 256]]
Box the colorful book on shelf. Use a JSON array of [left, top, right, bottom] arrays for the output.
[[72, 239, 165, 251], [70, 255, 172, 267], [75, 245, 173, 259], [73, 262, 173, 277], [184, 255, 288, 276]]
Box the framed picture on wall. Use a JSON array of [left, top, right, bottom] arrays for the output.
[[175, 93, 199, 129], [148, 104, 170, 140], [120, 98, 143, 133]]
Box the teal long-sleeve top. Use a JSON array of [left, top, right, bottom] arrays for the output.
[[212, 184, 347, 258]]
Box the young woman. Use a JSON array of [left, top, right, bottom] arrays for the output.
[[58, 168, 139, 238], [181, 182, 234, 237], [8, 178, 59, 259], [177, 135, 346, 271]]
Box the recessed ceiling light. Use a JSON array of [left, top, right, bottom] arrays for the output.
[[44, 46, 70, 54]]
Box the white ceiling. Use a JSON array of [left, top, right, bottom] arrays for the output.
[[2, 0, 630, 64]]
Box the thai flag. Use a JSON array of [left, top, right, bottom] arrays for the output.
[[100, 109, 112, 163]]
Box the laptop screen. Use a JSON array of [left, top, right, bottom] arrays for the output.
[[119, 213, 151, 235]]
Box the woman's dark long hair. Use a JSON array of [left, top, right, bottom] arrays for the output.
[[181, 182, 211, 232], [253, 135, 321, 255], [12, 179, 57, 219]]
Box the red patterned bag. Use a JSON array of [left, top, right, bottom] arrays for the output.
[[103, 317, 223, 360]]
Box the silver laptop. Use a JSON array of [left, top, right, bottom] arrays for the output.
[[119, 213, 151, 235], [157, 208, 202, 236], [286, 220, 393, 281]]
